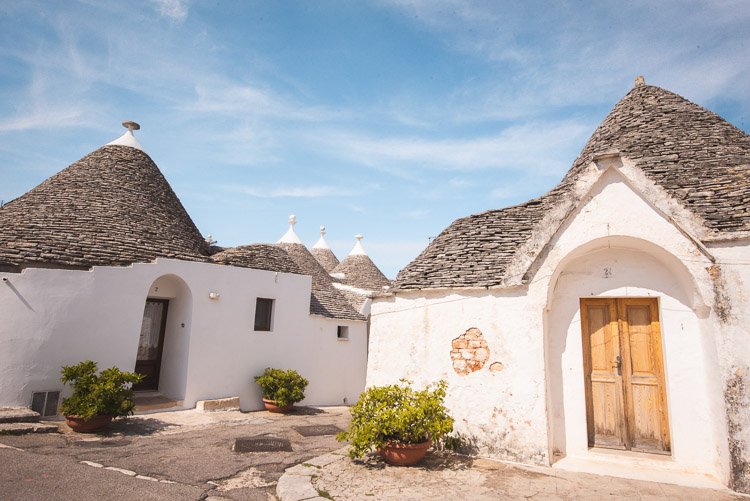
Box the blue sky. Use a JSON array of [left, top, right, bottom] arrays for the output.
[[1, 0, 748, 278]]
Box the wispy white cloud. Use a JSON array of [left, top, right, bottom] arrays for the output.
[[228, 184, 354, 198], [149, 0, 189, 21], [409, 209, 430, 219], [185, 78, 348, 122], [0, 108, 84, 132], [379, 0, 750, 118], [317, 119, 593, 176]]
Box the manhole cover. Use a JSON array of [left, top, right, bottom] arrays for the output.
[[292, 425, 343, 437], [73, 439, 132, 448], [233, 437, 293, 453]]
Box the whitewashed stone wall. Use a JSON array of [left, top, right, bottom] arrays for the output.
[[369, 287, 550, 464], [708, 240, 750, 491], [369, 164, 745, 487], [0, 259, 367, 412]]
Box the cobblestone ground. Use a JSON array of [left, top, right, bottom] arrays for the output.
[[312, 452, 747, 501]]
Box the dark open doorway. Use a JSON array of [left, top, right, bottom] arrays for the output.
[[134, 298, 169, 391]]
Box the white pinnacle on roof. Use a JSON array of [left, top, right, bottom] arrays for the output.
[[348, 235, 367, 256], [276, 214, 304, 244], [312, 226, 331, 250], [106, 121, 145, 152]]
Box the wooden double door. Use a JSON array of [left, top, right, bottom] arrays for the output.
[[580, 298, 670, 454]]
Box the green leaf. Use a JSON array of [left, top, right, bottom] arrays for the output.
[[337, 380, 457, 459], [253, 368, 309, 407]]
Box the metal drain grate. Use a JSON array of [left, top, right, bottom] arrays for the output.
[[233, 436, 293, 453], [292, 425, 343, 437], [73, 439, 132, 448]]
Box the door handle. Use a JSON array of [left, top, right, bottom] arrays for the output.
[[610, 355, 622, 375]]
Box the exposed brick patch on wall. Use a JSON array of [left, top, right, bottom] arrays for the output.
[[451, 328, 490, 375]]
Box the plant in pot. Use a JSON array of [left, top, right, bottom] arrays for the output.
[[254, 368, 309, 412], [60, 360, 144, 433], [337, 379, 456, 465]]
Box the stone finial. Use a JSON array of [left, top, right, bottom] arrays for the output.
[[107, 121, 145, 151], [313, 225, 331, 250], [635, 76, 646, 87], [276, 215, 303, 244], [350, 235, 367, 256]]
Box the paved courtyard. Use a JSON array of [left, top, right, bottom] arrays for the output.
[[0, 407, 746, 501]]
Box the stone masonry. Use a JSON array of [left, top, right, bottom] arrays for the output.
[[451, 328, 490, 375]]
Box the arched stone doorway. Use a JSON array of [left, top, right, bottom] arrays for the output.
[[544, 236, 727, 481], [134, 274, 193, 400]]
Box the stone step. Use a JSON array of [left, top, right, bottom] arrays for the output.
[[0, 407, 41, 424], [196, 397, 240, 412], [0, 422, 59, 435], [133, 394, 184, 413]]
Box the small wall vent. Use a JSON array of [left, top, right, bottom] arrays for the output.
[[337, 326, 349, 340], [31, 390, 60, 417]]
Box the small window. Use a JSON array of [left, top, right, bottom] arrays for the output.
[[337, 326, 349, 340], [254, 298, 274, 331]]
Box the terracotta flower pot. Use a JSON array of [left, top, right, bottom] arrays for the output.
[[262, 398, 293, 413], [378, 440, 432, 466], [65, 414, 114, 433]]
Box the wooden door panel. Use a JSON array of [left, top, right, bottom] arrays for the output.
[[625, 305, 654, 376], [581, 299, 626, 449], [631, 383, 659, 438], [581, 298, 670, 454], [591, 379, 625, 448], [621, 300, 670, 453]]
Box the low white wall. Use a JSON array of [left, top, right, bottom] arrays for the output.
[[369, 288, 550, 464], [0, 259, 367, 412]]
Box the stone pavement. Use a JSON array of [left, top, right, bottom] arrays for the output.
[[1, 405, 352, 501], [278, 448, 749, 501], [2, 406, 748, 500]]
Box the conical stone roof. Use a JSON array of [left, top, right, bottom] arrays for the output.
[[0, 143, 210, 270], [311, 227, 340, 273], [332, 236, 391, 291], [211, 244, 303, 274], [394, 81, 750, 291], [279, 242, 366, 321]]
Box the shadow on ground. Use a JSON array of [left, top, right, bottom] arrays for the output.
[[280, 406, 326, 416], [356, 451, 476, 471], [89, 417, 177, 437]]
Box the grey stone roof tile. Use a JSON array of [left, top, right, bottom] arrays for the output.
[[211, 244, 303, 274], [310, 247, 340, 273], [0, 145, 210, 270], [331, 254, 391, 291], [393, 84, 750, 291], [278, 243, 366, 322]]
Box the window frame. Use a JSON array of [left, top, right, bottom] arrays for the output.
[[337, 325, 349, 341], [254, 297, 275, 332]]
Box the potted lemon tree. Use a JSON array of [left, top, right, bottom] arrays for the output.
[[337, 380, 456, 465], [60, 360, 144, 432], [254, 368, 309, 412]]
